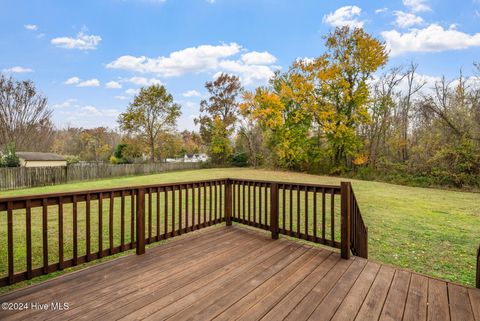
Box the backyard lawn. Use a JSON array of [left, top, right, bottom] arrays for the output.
[[0, 168, 479, 291]]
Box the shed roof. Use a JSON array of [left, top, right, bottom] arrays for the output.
[[16, 152, 66, 161]]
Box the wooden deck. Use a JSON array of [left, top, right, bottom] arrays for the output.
[[0, 226, 478, 321]]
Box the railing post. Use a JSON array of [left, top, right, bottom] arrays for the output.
[[340, 182, 351, 259], [476, 245, 480, 289], [225, 179, 232, 226], [136, 188, 146, 255], [270, 183, 279, 239]]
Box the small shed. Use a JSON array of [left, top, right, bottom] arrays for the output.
[[16, 152, 67, 167]]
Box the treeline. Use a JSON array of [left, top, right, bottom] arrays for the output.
[[0, 76, 204, 165], [196, 27, 480, 189], [1, 26, 479, 188]]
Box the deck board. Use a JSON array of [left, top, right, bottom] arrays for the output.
[[0, 225, 479, 321]]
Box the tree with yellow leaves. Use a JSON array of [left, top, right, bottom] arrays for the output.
[[242, 26, 388, 172]]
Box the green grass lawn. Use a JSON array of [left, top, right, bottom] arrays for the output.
[[0, 168, 479, 292]]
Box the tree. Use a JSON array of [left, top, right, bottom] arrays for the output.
[[0, 74, 54, 151], [157, 131, 183, 159], [295, 26, 388, 170], [118, 85, 181, 162], [209, 116, 234, 164], [180, 130, 203, 155], [195, 73, 242, 163]]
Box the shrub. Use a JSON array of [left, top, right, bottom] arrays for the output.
[[0, 143, 20, 167]]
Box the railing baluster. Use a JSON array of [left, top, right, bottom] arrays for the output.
[[259, 184, 262, 226], [110, 191, 114, 253], [192, 184, 196, 230], [185, 185, 189, 232], [215, 182, 218, 223], [242, 182, 246, 223], [330, 189, 335, 244], [58, 197, 64, 270], [179, 185, 183, 234], [253, 183, 257, 226], [86, 194, 91, 262], [98, 192, 103, 258], [220, 181, 224, 222], [42, 198, 49, 273], [248, 182, 251, 224], [164, 188, 168, 239], [131, 190, 135, 245], [313, 187, 317, 242], [148, 188, 152, 243], [198, 183, 201, 227], [209, 182, 212, 225], [121, 190, 126, 250], [304, 186, 308, 240], [26, 200, 32, 279], [156, 187, 160, 240], [73, 195, 78, 266], [282, 185, 286, 233], [476, 245, 479, 289], [322, 188, 326, 243], [264, 184, 268, 227], [172, 186, 176, 236], [289, 185, 293, 236], [202, 182, 206, 227], [297, 185, 300, 238], [7, 201, 14, 284]]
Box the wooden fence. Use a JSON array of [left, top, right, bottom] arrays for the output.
[[0, 162, 203, 191], [0, 178, 368, 287]]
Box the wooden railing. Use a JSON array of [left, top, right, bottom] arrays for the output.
[[0, 178, 368, 287]]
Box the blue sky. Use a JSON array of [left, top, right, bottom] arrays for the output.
[[1, 0, 479, 130]]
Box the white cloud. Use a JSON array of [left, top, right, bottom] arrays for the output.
[[403, 0, 431, 13], [107, 43, 278, 86], [77, 79, 100, 87], [50, 98, 77, 109], [182, 90, 201, 97], [217, 60, 277, 86], [382, 24, 480, 56], [106, 81, 122, 89], [64, 77, 81, 85], [51, 32, 101, 50], [206, 0, 215, 3], [375, 8, 388, 14], [322, 6, 364, 28], [241, 51, 277, 65], [52, 100, 121, 128], [24, 24, 38, 31], [124, 76, 162, 86], [394, 11, 424, 28], [107, 43, 241, 76], [125, 88, 140, 95], [115, 95, 129, 100], [2, 66, 34, 73]]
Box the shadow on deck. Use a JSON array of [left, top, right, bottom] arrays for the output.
[[0, 225, 479, 321]]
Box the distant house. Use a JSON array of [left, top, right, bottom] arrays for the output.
[[16, 152, 67, 167], [184, 153, 208, 163]]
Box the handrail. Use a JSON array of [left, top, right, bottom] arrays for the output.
[[0, 178, 368, 287]]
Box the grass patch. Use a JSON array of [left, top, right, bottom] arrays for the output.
[[0, 168, 479, 290]]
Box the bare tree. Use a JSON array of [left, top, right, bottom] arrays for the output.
[[395, 63, 426, 162], [0, 74, 54, 151]]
